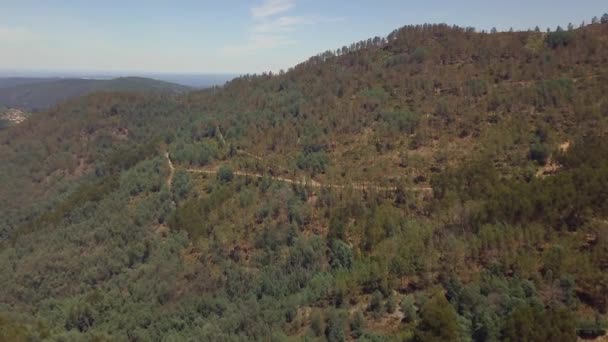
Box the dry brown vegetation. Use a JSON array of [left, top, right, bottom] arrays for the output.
[[0, 21, 607, 341]]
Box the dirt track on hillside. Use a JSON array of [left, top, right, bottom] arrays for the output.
[[164, 151, 432, 193]]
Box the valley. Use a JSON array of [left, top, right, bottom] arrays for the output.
[[0, 18, 607, 342]]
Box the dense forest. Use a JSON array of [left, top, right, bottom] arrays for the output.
[[1, 17, 608, 341]]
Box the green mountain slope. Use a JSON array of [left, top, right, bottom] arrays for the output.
[[0, 22, 607, 341], [0, 76, 191, 111]]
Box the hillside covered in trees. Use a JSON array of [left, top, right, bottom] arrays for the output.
[[1, 18, 608, 341], [0, 77, 191, 112]]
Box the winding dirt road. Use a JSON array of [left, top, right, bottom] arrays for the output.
[[165, 151, 431, 193]]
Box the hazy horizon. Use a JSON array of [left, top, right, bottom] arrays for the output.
[[0, 70, 239, 88], [2, 0, 606, 74]]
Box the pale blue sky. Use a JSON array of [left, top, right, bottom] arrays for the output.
[[1, 0, 606, 74]]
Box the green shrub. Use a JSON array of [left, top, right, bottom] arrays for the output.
[[330, 240, 354, 270], [350, 311, 365, 338], [577, 315, 607, 339], [529, 142, 550, 165], [65, 302, 96, 332], [218, 165, 234, 183], [412, 47, 428, 63], [296, 151, 329, 175], [325, 310, 345, 342], [311, 310, 324, 337], [386, 294, 397, 314], [545, 29, 573, 48], [172, 170, 192, 200], [465, 79, 487, 97], [369, 290, 384, 315], [380, 111, 420, 134], [413, 294, 460, 342], [401, 295, 418, 322], [502, 304, 576, 342]]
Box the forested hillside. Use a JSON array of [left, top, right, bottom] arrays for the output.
[[0, 77, 191, 111], [1, 20, 608, 341]]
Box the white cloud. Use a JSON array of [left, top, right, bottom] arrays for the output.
[[223, 2, 301, 57], [253, 15, 309, 33], [252, 15, 344, 35], [251, 0, 295, 18], [222, 0, 345, 69], [220, 34, 295, 55]]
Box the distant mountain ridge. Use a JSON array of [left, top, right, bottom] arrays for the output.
[[0, 77, 62, 89], [0, 76, 191, 111]]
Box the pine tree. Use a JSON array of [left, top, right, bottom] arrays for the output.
[[413, 293, 461, 342], [325, 310, 345, 342]]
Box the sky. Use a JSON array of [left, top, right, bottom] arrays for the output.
[[0, 0, 606, 75]]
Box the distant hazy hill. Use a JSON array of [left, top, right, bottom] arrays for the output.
[[117, 73, 238, 88], [0, 76, 191, 111], [0, 77, 62, 89]]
